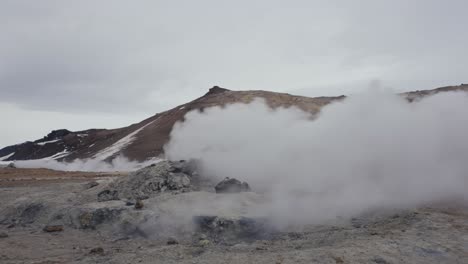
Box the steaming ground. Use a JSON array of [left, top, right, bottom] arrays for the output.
[[1, 162, 468, 264], [165, 90, 468, 225]]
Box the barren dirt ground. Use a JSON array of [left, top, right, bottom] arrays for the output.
[[0, 167, 467, 264]]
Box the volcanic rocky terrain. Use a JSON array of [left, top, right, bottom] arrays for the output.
[[1, 160, 467, 264], [1, 85, 468, 263]]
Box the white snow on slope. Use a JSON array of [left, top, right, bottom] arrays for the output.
[[0, 152, 15, 161], [1, 120, 158, 172], [93, 121, 155, 161], [46, 150, 70, 160], [37, 139, 61, 145]]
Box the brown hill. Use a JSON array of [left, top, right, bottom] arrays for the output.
[[1, 84, 467, 163]]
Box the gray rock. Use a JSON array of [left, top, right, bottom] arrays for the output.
[[167, 237, 179, 245], [193, 215, 272, 244], [97, 190, 119, 202], [166, 173, 191, 190], [110, 160, 195, 200], [134, 199, 144, 210], [76, 208, 124, 229], [6, 162, 16, 169], [214, 177, 251, 193], [89, 247, 104, 255], [3, 202, 46, 225], [43, 225, 64, 232], [0, 232, 8, 238]]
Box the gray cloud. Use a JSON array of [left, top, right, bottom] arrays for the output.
[[0, 0, 467, 145]]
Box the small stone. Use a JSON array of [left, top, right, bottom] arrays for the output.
[[332, 256, 344, 263], [134, 199, 144, 210], [0, 232, 8, 238], [198, 239, 211, 247], [89, 247, 104, 255], [79, 212, 93, 228], [43, 225, 64, 232], [373, 256, 389, 264], [167, 237, 179, 245], [125, 200, 135, 206]]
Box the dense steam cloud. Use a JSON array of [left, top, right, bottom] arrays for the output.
[[165, 90, 468, 225]]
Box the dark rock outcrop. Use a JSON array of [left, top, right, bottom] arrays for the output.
[[214, 178, 251, 193], [193, 216, 273, 244]]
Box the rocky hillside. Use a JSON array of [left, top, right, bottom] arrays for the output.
[[1, 84, 467, 163]]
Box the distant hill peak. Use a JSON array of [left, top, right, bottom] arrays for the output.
[[205, 86, 230, 96]]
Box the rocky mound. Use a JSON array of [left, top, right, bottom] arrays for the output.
[[100, 160, 201, 201]]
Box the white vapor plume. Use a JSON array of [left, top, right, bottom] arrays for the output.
[[165, 90, 468, 226], [2, 156, 160, 172]]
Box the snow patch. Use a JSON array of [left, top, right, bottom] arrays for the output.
[[46, 150, 70, 160], [93, 121, 155, 161], [0, 152, 15, 161], [37, 139, 61, 146]]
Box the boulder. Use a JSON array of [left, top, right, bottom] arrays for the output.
[[43, 225, 64, 232], [214, 178, 251, 193]]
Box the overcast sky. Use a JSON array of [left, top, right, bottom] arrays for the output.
[[1, 0, 467, 147]]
